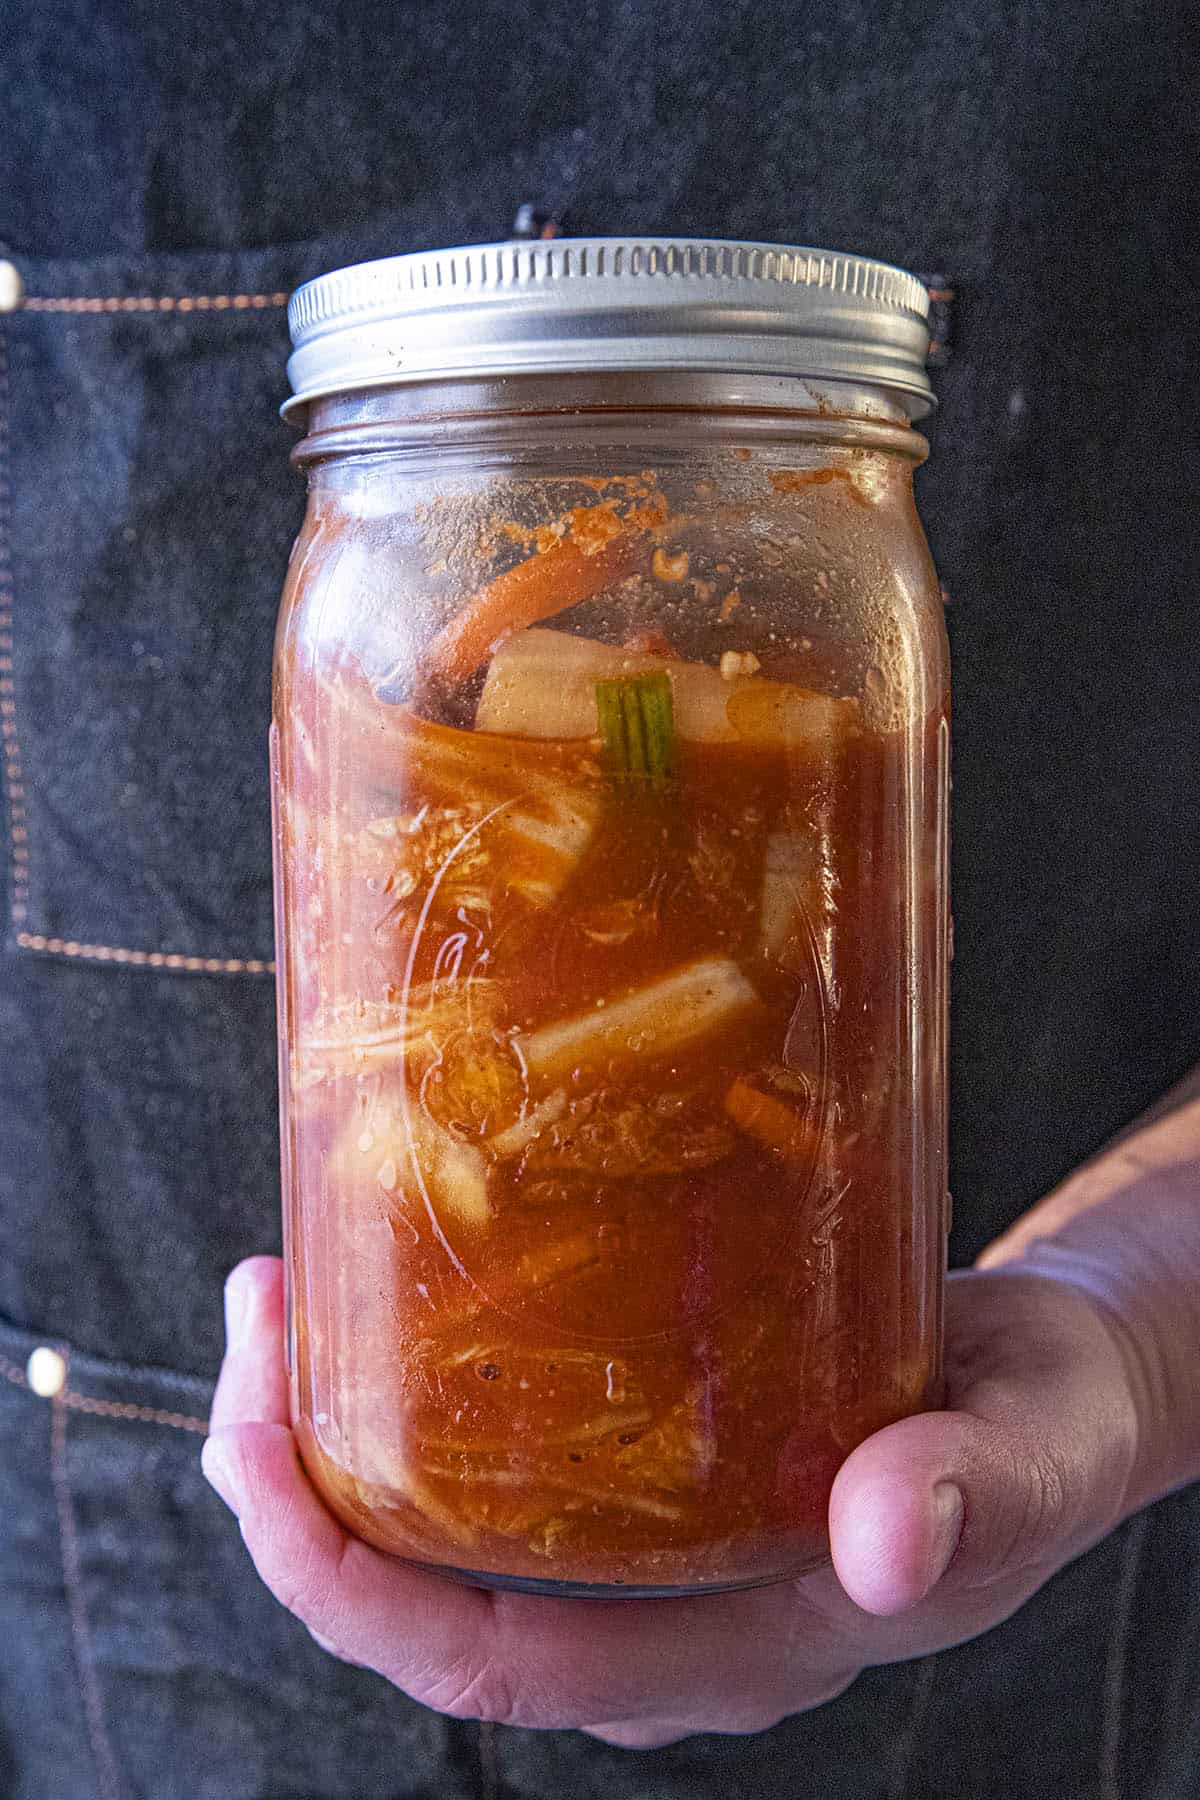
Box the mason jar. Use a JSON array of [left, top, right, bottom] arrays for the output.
[[272, 238, 949, 1597]]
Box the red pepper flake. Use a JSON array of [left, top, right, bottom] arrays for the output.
[[568, 505, 625, 554], [623, 629, 679, 659], [769, 467, 869, 506], [652, 547, 690, 582]]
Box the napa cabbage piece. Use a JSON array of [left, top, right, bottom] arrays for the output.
[[347, 1430, 484, 1547], [328, 1084, 490, 1228], [407, 1469, 684, 1554], [486, 1087, 569, 1157], [342, 702, 603, 906], [418, 1343, 650, 1451], [613, 1390, 718, 1493], [519, 957, 759, 1084], [476, 628, 862, 746], [297, 980, 503, 1083], [353, 805, 494, 923]]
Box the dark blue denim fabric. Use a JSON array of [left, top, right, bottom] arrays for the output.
[[1, 0, 1198, 1793], [0, 1314, 482, 1800]]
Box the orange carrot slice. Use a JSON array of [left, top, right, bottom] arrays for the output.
[[723, 1076, 816, 1161], [422, 527, 642, 686]]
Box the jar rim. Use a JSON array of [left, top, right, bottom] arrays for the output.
[[283, 237, 936, 423]]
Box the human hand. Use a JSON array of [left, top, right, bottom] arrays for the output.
[[202, 1101, 1200, 1747]]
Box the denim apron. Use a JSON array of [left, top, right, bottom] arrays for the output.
[[2, 2, 1198, 1795]]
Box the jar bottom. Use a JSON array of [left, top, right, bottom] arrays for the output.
[[296, 1421, 834, 1597], [392, 1551, 831, 1600]]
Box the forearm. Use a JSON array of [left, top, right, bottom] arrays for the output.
[[979, 1082, 1200, 1510]]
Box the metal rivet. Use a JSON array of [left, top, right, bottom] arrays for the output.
[[0, 262, 24, 314], [26, 1346, 68, 1398]]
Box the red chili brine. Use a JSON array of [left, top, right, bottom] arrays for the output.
[[272, 239, 949, 1595]]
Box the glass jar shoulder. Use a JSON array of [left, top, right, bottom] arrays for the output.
[[277, 435, 944, 729]]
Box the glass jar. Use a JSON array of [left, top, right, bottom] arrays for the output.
[[272, 240, 949, 1597]]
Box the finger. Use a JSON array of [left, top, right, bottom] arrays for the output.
[[828, 1269, 1140, 1620], [307, 1627, 367, 1668], [200, 1415, 854, 1728], [201, 1418, 503, 1702], [201, 1263, 857, 1727], [209, 1256, 289, 1431]]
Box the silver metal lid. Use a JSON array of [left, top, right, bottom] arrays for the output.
[[284, 237, 935, 419]]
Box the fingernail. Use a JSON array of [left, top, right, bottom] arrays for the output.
[[927, 1482, 964, 1591], [202, 1436, 240, 1514], [224, 1270, 252, 1346]]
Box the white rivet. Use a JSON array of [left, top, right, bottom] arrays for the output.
[[0, 262, 24, 314], [26, 1346, 68, 1398]]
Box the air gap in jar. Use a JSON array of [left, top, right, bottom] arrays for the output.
[[272, 238, 949, 1598]]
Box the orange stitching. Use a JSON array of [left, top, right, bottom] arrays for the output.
[[17, 932, 274, 974], [51, 1395, 128, 1800], [23, 293, 290, 314], [0, 328, 29, 929], [62, 1389, 209, 1435], [1, 1347, 210, 1432], [2, 321, 273, 975]]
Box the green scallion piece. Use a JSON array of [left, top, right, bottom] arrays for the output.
[[595, 672, 677, 790]]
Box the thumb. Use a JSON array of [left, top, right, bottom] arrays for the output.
[[827, 1270, 1142, 1618]]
